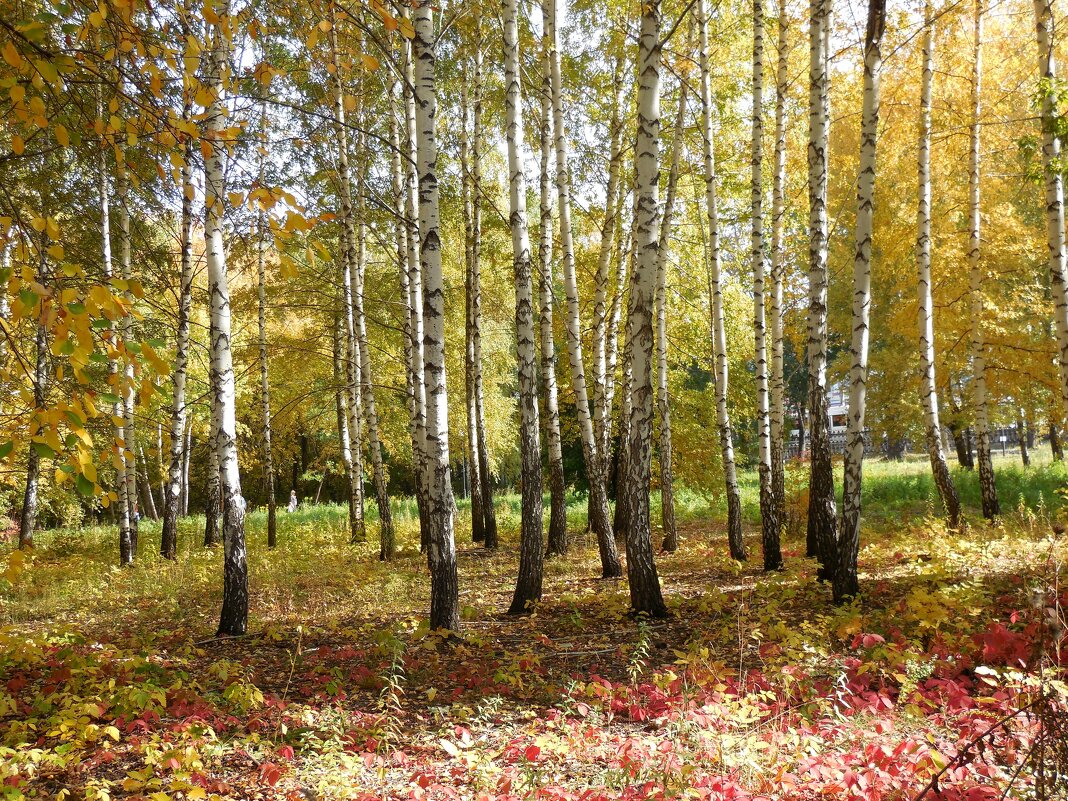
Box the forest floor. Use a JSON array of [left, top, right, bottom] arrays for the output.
[[1, 458, 1067, 801]]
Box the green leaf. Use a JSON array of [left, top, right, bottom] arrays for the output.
[[75, 473, 95, 497], [99, 392, 121, 405], [0, 441, 13, 460], [32, 441, 56, 459]]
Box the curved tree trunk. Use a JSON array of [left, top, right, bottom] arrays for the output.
[[254, 115, 277, 548], [624, 0, 668, 617], [353, 190, 395, 560], [1033, 0, 1068, 425], [460, 76, 487, 546], [333, 315, 355, 523], [401, 21, 430, 552], [836, 0, 885, 602], [205, 0, 248, 636], [19, 247, 49, 552], [162, 78, 195, 560], [414, 0, 460, 632], [328, 11, 366, 543], [593, 52, 626, 487], [117, 164, 138, 550], [95, 104, 133, 563], [1050, 423, 1064, 460], [769, 0, 789, 525], [752, 0, 782, 572], [699, 0, 746, 561], [915, 0, 961, 531], [204, 349, 221, 548], [470, 33, 498, 550], [537, 29, 568, 557], [806, 0, 838, 576], [503, 0, 545, 614], [656, 82, 687, 553], [968, 0, 999, 520], [544, 0, 621, 577]]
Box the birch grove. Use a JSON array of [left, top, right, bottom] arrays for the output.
[[4, 0, 1067, 641]]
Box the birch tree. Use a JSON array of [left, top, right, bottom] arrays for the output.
[[116, 163, 138, 547], [544, 0, 621, 578], [254, 108, 277, 549], [655, 81, 687, 553], [204, 0, 248, 636], [161, 76, 195, 560], [537, 26, 567, 557], [807, 0, 837, 577], [699, 0, 746, 561], [915, 0, 961, 530], [503, 0, 544, 614], [18, 246, 49, 552], [459, 75, 489, 551], [467, 23, 497, 549], [836, 0, 885, 603], [414, 0, 459, 631], [968, 0, 1000, 520], [769, 0, 789, 522], [402, 19, 430, 551], [752, 0, 782, 571], [1033, 0, 1068, 424], [95, 97, 132, 564], [353, 181, 395, 561], [624, 0, 668, 617], [328, 11, 366, 543]]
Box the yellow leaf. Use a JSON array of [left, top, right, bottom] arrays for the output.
[[11, 136, 25, 155], [2, 41, 21, 68], [54, 124, 69, 147], [46, 244, 64, 260], [10, 84, 25, 103], [360, 54, 380, 71]]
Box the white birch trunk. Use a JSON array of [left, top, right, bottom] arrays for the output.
[[544, 0, 620, 576], [353, 186, 395, 560], [655, 83, 687, 553], [770, 0, 789, 523], [402, 21, 430, 551], [328, 13, 366, 543], [204, 0, 248, 636], [161, 124, 193, 558], [624, 0, 668, 617], [915, 0, 961, 530], [460, 76, 486, 545], [752, 0, 782, 572], [806, 0, 838, 575], [968, 0, 1000, 520], [413, 0, 459, 631], [470, 31, 498, 549], [836, 0, 885, 602], [254, 106, 277, 549], [1033, 0, 1068, 424], [538, 29, 568, 556], [593, 53, 627, 480], [116, 163, 138, 548], [699, 0, 746, 561], [503, 0, 544, 614], [19, 244, 49, 551]]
